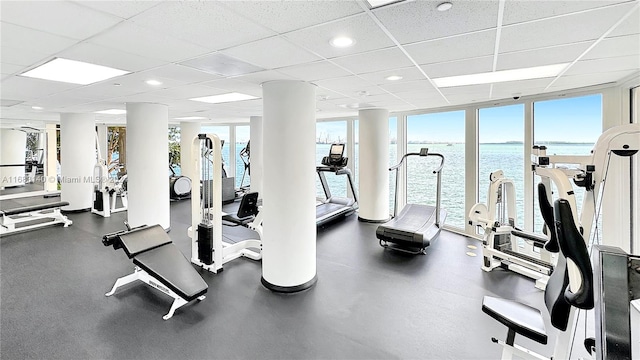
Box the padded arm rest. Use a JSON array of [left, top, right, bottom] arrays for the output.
[[1, 201, 69, 216], [133, 244, 208, 301], [118, 225, 172, 258]]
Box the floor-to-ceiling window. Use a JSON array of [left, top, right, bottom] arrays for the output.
[[316, 121, 348, 199], [478, 104, 525, 228], [406, 111, 465, 228], [532, 94, 602, 236], [235, 125, 250, 189], [201, 125, 230, 177]]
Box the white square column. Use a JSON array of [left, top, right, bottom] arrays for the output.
[[60, 113, 95, 211], [126, 103, 170, 230]]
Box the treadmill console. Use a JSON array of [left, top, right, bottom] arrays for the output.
[[322, 143, 348, 167]]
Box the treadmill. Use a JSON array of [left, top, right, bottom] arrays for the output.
[[376, 148, 447, 254], [316, 143, 359, 227]]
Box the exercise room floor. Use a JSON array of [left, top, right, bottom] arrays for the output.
[[2, 197, 570, 359]]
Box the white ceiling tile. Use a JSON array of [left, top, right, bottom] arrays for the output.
[[89, 22, 210, 63], [180, 53, 265, 77], [331, 47, 413, 74], [497, 42, 591, 71], [373, 0, 499, 45], [221, 37, 321, 69], [220, 1, 363, 33], [138, 64, 222, 84], [57, 42, 165, 73], [608, 6, 640, 37], [491, 79, 552, 99], [73, 1, 162, 19], [423, 56, 494, 78], [379, 80, 439, 94], [500, 3, 636, 53], [0, 76, 80, 100], [565, 55, 640, 76], [441, 84, 492, 96], [200, 79, 263, 98], [584, 34, 640, 59], [404, 30, 496, 65], [284, 14, 396, 58], [232, 70, 296, 85], [27, 94, 95, 109], [1, 22, 79, 57], [148, 85, 228, 100], [502, 1, 631, 25], [129, 2, 275, 51], [357, 66, 425, 85], [549, 69, 637, 90], [0, 46, 47, 67], [314, 75, 375, 93], [277, 61, 353, 81], [1, 1, 122, 40]]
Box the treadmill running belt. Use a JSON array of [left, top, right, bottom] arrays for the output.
[[377, 204, 445, 249]]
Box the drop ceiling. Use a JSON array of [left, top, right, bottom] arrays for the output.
[[1, 0, 638, 125]]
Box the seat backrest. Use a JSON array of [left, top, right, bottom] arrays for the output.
[[118, 224, 172, 258], [544, 199, 595, 331], [538, 183, 559, 253], [553, 199, 594, 310]]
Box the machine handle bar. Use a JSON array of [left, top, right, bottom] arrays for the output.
[[389, 152, 445, 174]]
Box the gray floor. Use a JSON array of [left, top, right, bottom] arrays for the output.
[[1, 198, 560, 359]]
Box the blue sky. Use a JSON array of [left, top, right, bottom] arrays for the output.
[[317, 94, 603, 143]]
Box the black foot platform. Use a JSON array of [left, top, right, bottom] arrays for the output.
[[103, 225, 208, 320]]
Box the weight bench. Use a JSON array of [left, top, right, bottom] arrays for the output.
[[0, 201, 72, 236], [103, 224, 208, 320]]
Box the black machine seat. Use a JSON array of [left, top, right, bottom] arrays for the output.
[[482, 296, 548, 344], [133, 245, 208, 301], [1, 201, 69, 216], [103, 224, 208, 314], [117, 225, 172, 258]]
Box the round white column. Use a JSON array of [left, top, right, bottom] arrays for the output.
[[358, 108, 390, 222], [262, 81, 317, 292], [249, 116, 263, 197], [180, 121, 201, 181], [60, 113, 95, 211], [0, 129, 27, 188], [126, 103, 170, 229]]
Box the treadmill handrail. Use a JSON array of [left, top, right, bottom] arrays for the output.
[[389, 149, 445, 217]]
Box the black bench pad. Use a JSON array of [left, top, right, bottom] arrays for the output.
[[118, 225, 172, 258], [482, 296, 548, 344], [133, 244, 208, 301], [1, 201, 69, 216]]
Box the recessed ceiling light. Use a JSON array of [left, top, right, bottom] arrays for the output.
[[437, 2, 453, 11], [95, 109, 127, 115], [19, 58, 129, 85], [146, 79, 162, 86], [330, 36, 355, 48], [386, 75, 403, 81], [190, 92, 258, 104], [357, 90, 370, 97], [174, 116, 207, 120], [432, 63, 569, 87], [31, 106, 43, 110], [113, 83, 121, 87]]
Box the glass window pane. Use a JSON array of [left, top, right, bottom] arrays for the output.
[[407, 111, 465, 228], [316, 121, 347, 199], [479, 104, 525, 228], [533, 94, 602, 236], [201, 125, 230, 177], [235, 126, 250, 189]]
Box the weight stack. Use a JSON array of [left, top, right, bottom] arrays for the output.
[[197, 223, 214, 265]]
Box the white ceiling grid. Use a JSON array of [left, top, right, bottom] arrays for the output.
[[0, 0, 637, 124]]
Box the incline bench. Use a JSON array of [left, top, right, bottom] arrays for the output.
[[0, 201, 72, 236], [103, 224, 208, 320]]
